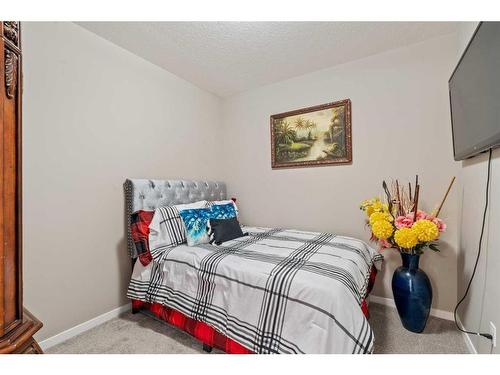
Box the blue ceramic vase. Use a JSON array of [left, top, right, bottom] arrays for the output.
[[391, 252, 432, 333]]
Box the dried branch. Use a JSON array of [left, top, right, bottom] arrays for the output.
[[435, 176, 456, 217], [382, 180, 393, 214], [395, 180, 402, 216], [413, 184, 420, 221]]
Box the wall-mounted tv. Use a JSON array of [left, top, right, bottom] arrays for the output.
[[449, 22, 500, 161]]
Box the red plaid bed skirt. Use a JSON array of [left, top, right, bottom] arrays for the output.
[[131, 266, 378, 354]]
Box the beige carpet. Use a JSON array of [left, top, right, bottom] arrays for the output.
[[46, 303, 468, 354]]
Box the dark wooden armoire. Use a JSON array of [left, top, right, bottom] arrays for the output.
[[0, 21, 43, 354]]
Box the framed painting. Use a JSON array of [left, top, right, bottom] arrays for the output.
[[270, 99, 352, 169]]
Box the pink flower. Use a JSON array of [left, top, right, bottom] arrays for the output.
[[378, 238, 392, 250], [407, 210, 428, 221], [395, 215, 413, 229], [395, 209, 446, 233], [402, 210, 429, 224], [430, 217, 446, 232]]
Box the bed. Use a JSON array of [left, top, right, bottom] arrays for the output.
[[124, 179, 383, 354]]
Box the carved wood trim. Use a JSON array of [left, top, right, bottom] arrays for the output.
[[3, 22, 19, 46], [4, 48, 18, 99], [0, 309, 43, 354], [0, 21, 40, 354]]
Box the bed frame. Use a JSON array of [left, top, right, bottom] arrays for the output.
[[123, 178, 377, 354], [123, 178, 227, 352]]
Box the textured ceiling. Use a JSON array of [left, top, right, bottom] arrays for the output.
[[77, 22, 460, 97]]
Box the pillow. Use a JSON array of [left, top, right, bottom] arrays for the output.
[[210, 202, 238, 219], [148, 200, 207, 253], [130, 210, 155, 266], [207, 217, 246, 245], [208, 198, 238, 215], [179, 203, 237, 246], [178, 207, 213, 246]]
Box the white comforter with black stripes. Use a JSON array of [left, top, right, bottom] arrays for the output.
[[127, 226, 383, 354]]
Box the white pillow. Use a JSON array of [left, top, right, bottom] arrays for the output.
[[148, 200, 207, 253]]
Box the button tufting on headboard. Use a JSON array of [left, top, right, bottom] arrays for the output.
[[123, 179, 227, 259]]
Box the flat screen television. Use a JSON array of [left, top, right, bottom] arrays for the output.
[[449, 22, 500, 161]]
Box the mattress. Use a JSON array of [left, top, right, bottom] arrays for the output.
[[127, 226, 383, 354]]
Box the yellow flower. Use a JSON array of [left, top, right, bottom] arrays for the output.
[[372, 200, 388, 213], [361, 197, 389, 218], [372, 220, 394, 240], [360, 198, 376, 216], [394, 227, 418, 249], [412, 219, 439, 242], [369, 211, 393, 226], [360, 198, 376, 209]]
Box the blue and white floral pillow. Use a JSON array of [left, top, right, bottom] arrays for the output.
[[210, 203, 237, 219], [179, 203, 237, 246]]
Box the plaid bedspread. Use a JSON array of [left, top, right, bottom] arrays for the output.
[[127, 226, 383, 354], [131, 299, 253, 353]]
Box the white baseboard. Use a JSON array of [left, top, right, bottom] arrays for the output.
[[368, 295, 454, 321], [369, 295, 476, 354], [37, 298, 476, 354], [39, 303, 130, 351], [456, 316, 478, 354]]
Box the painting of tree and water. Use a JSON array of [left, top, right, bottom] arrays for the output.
[[270, 99, 352, 169]]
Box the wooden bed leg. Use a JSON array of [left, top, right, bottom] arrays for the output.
[[203, 344, 213, 353]]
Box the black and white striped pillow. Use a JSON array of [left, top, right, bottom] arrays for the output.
[[155, 205, 186, 246], [148, 200, 207, 256]]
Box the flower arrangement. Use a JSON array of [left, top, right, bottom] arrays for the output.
[[360, 176, 455, 254]]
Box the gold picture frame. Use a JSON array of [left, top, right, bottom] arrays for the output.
[[271, 99, 352, 169]]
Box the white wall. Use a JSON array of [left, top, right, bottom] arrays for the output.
[[22, 22, 223, 341], [24, 22, 488, 348], [456, 22, 500, 354], [221, 34, 461, 312]]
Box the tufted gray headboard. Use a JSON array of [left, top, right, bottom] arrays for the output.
[[124, 179, 227, 258]]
